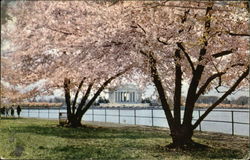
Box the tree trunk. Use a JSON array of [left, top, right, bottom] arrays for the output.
[[67, 114, 82, 128], [169, 125, 194, 148], [63, 69, 130, 128]]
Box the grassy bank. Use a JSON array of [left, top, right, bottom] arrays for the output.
[[0, 118, 248, 159]]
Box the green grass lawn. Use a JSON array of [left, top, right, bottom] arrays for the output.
[[0, 117, 248, 160]]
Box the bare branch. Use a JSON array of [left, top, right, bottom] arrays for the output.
[[211, 60, 223, 93], [102, 41, 123, 47], [227, 31, 250, 37], [231, 63, 245, 68], [140, 50, 175, 129], [215, 63, 246, 93], [212, 49, 234, 58], [196, 63, 246, 98], [64, 78, 71, 116], [183, 3, 214, 127], [157, 37, 168, 45], [196, 72, 225, 99], [137, 24, 146, 34], [215, 76, 223, 93], [181, 9, 190, 23], [193, 66, 249, 129], [102, 44, 112, 47], [79, 67, 132, 116], [139, 50, 150, 58], [174, 49, 182, 125], [198, 4, 213, 60], [111, 41, 123, 45], [76, 82, 94, 115], [108, 0, 120, 7], [72, 77, 86, 114], [45, 25, 76, 36], [176, 42, 195, 72], [157, 35, 173, 46]]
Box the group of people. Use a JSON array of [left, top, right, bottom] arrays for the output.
[[0, 105, 22, 117]]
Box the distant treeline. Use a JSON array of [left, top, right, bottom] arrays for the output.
[[25, 96, 249, 107], [196, 96, 249, 105], [1, 102, 63, 108], [29, 97, 66, 104]]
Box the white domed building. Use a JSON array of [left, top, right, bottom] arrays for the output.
[[100, 84, 150, 107]]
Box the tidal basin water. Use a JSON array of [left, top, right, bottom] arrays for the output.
[[17, 107, 249, 136]]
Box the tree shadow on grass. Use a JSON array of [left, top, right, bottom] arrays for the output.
[[157, 144, 244, 159], [1, 120, 245, 159], [42, 145, 93, 160], [189, 147, 244, 159], [39, 144, 142, 160], [1, 124, 168, 140], [38, 143, 244, 160]]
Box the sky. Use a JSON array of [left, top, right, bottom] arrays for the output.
[[142, 83, 249, 100]]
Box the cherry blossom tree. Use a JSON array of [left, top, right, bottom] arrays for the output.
[[124, 1, 249, 148], [2, 1, 137, 127], [2, 0, 249, 147], [1, 54, 40, 104]]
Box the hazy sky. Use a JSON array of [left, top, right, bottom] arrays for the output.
[[143, 83, 249, 100]]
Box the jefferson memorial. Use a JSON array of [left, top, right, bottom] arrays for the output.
[[100, 84, 150, 107]]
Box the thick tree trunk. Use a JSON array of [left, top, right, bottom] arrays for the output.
[[67, 114, 82, 127], [63, 68, 131, 128], [169, 126, 194, 148]]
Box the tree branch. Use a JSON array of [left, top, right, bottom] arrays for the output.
[[231, 63, 245, 68], [193, 66, 249, 130], [216, 63, 245, 93], [181, 9, 190, 23], [183, 4, 213, 127], [215, 76, 223, 93], [108, 0, 120, 7], [212, 49, 234, 58], [174, 49, 182, 125], [111, 41, 123, 46], [76, 82, 94, 117], [72, 77, 85, 114], [196, 63, 246, 99], [227, 31, 250, 37], [79, 67, 131, 116], [140, 50, 150, 58], [177, 42, 195, 72], [140, 50, 175, 129], [64, 78, 71, 117], [195, 72, 225, 101], [137, 24, 146, 34], [157, 37, 168, 45], [198, 4, 213, 61], [45, 25, 75, 36]]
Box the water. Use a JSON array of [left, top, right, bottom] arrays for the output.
[[7, 107, 249, 136]]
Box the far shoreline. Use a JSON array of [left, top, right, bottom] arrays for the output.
[[7, 105, 248, 110]]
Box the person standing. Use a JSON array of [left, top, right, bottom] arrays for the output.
[[0, 107, 5, 118], [17, 105, 22, 118], [5, 107, 9, 117], [1, 107, 5, 115], [11, 107, 14, 117]]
